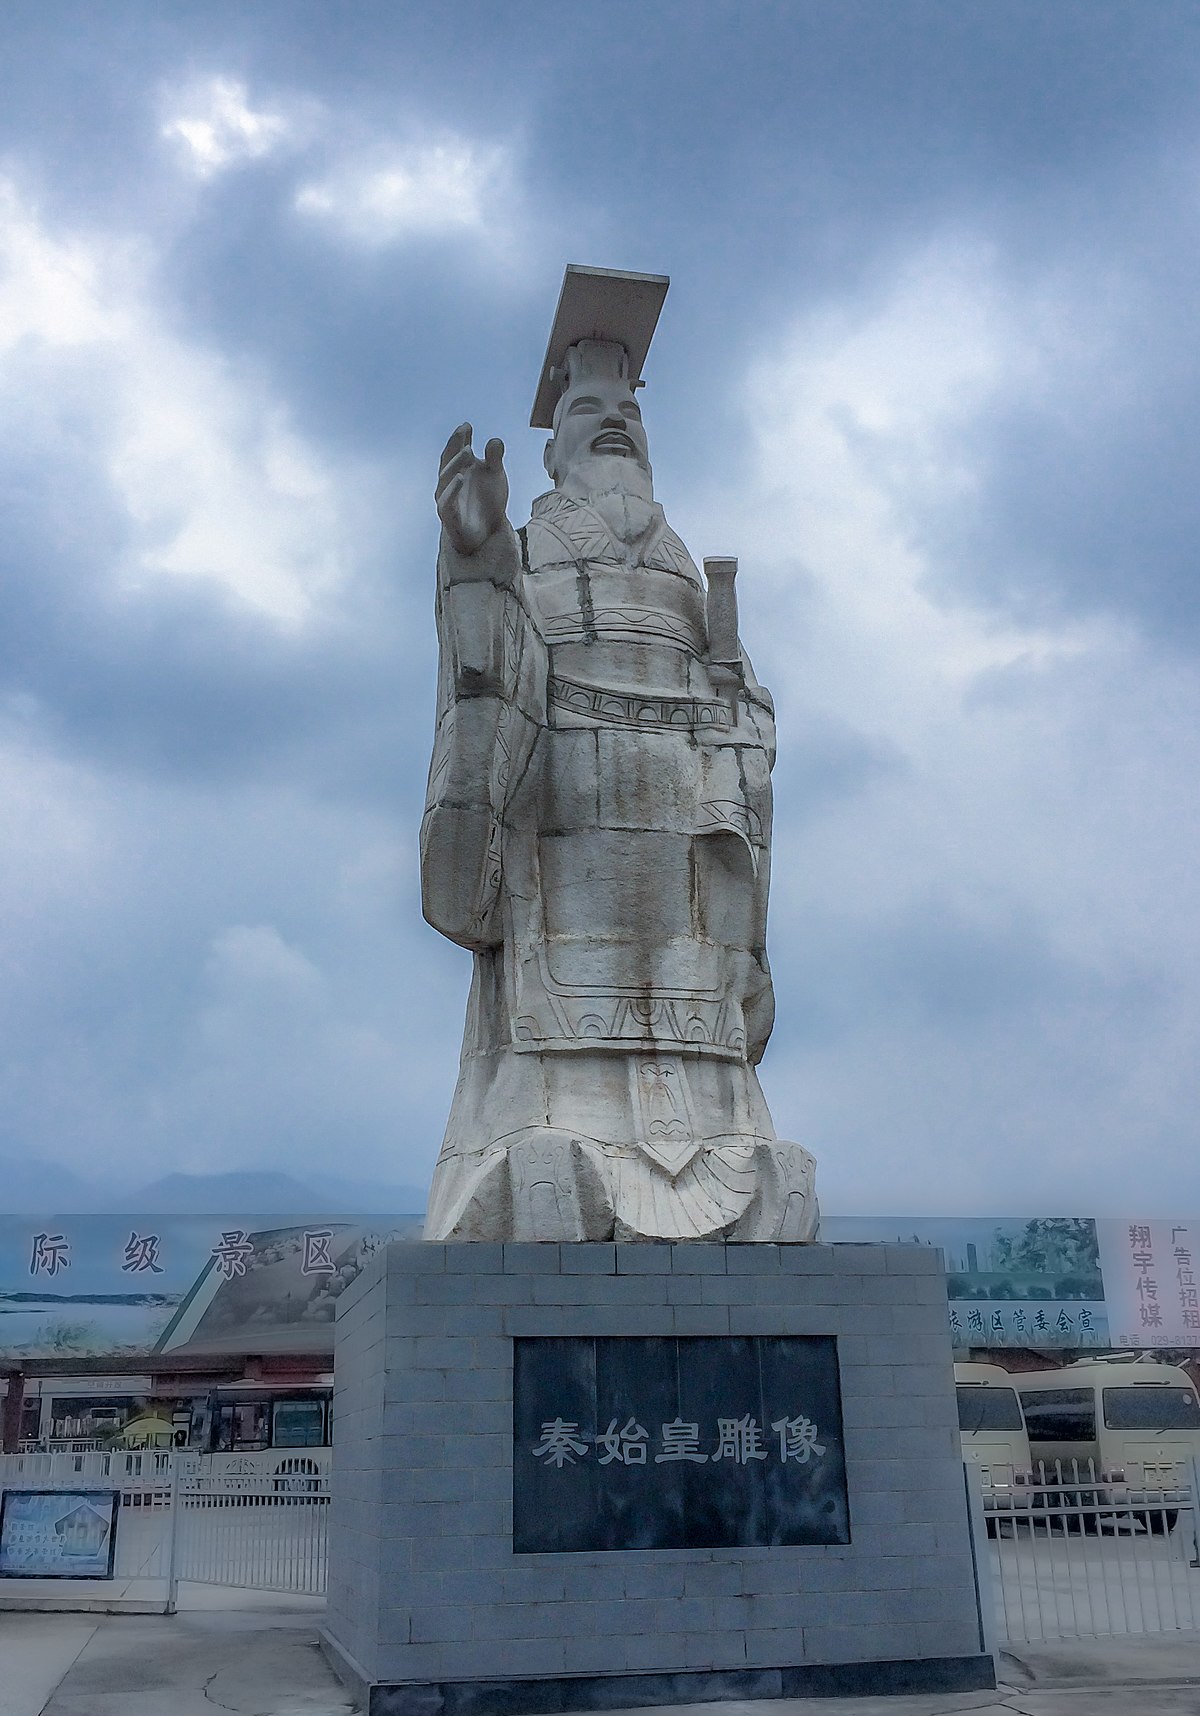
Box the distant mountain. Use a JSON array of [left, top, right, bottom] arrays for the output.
[[117, 1170, 354, 1214], [0, 1154, 110, 1214], [304, 1171, 428, 1215], [117, 1170, 426, 1215], [0, 1159, 426, 1216]]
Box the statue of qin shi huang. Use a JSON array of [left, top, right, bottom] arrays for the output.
[[420, 266, 817, 1244]]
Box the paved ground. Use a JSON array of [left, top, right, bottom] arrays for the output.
[[596, 1635, 1200, 1713], [0, 1593, 352, 1716], [988, 1523, 1200, 1642], [0, 1615, 97, 1716], [6, 1605, 1200, 1716], [609, 1636, 1200, 1715]]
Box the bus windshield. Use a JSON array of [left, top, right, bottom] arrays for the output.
[[957, 1386, 1024, 1433], [1019, 1388, 1096, 1442], [1103, 1387, 1200, 1430]]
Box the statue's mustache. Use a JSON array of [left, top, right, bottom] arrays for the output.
[[590, 428, 637, 455]]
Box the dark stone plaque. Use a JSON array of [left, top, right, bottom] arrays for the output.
[[512, 1335, 849, 1554]]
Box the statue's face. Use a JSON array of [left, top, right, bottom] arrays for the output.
[[547, 373, 650, 487]]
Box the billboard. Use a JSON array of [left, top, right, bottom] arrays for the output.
[[823, 1216, 1200, 1350], [0, 1215, 422, 1361], [1097, 1219, 1200, 1348], [1, 1212, 1197, 1359]]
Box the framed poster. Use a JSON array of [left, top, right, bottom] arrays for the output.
[[0, 1489, 119, 1579]]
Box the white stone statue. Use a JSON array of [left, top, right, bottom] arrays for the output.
[[421, 267, 817, 1243]]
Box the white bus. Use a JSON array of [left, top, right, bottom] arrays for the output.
[[954, 1361, 1033, 1510], [1016, 1356, 1200, 1530]]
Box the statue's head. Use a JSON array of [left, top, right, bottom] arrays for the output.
[[544, 339, 653, 501]]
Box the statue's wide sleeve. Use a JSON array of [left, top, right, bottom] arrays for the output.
[[420, 525, 545, 951]]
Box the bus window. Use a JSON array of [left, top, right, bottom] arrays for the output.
[[1019, 1388, 1096, 1442], [272, 1398, 326, 1448], [1103, 1387, 1200, 1430], [214, 1402, 270, 1451], [957, 1386, 1024, 1433]]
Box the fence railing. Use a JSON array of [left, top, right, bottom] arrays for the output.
[[171, 1451, 329, 1593], [10, 1445, 1200, 1625], [18, 1439, 107, 1454], [979, 1457, 1200, 1643], [1, 1449, 175, 1505], [0, 1450, 175, 1582], [0, 1448, 329, 1596], [181, 1449, 330, 1491]]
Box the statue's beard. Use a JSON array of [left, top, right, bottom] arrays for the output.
[[559, 453, 653, 505], [558, 454, 657, 547]]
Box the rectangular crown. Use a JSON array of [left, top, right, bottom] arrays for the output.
[[531, 264, 670, 428]]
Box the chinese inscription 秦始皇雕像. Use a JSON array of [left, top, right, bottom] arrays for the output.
[[532, 1412, 826, 1468], [513, 1334, 848, 1553]]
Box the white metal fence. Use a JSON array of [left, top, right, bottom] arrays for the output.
[[0, 1448, 329, 1597], [2, 1447, 174, 1500], [978, 1458, 1200, 1643], [174, 1452, 329, 1593], [14, 1447, 1200, 1633], [0, 1449, 176, 1583]]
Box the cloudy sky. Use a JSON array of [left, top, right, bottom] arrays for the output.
[[2, 0, 1199, 1216]]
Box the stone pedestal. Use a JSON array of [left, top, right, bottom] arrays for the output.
[[321, 1242, 994, 1716]]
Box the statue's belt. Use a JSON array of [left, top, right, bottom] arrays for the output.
[[548, 673, 732, 731]]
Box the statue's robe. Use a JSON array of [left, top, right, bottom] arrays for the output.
[[421, 488, 817, 1242]]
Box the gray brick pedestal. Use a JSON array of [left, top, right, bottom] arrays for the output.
[[321, 1243, 994, 1716]]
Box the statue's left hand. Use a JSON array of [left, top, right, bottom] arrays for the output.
[[436, 423, 509, 557]]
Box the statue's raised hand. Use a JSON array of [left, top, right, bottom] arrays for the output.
[[436, 423, 509, 557]]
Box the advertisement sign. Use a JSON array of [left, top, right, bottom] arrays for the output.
[[0, 1215, 422, 1361], [1095, 1219, 1200, 1348], [0, 1489, 119, 1579], [823, 1216, 1109, 1349], [3, 1211, 1200, 1359]]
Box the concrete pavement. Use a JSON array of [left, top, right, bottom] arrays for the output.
[[0, 1594, 353, 1716], [602, 1689, 1199, 1715], [6, 1608, 1200, 1716], [0, 1615, 97, 1716], [602, 1637, 1200, 1715]]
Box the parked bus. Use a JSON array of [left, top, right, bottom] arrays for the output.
[[954, 1361, 1033, 1512], [1016, 1356, 1200, 1530], [191, 1387, 331, 1453]]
